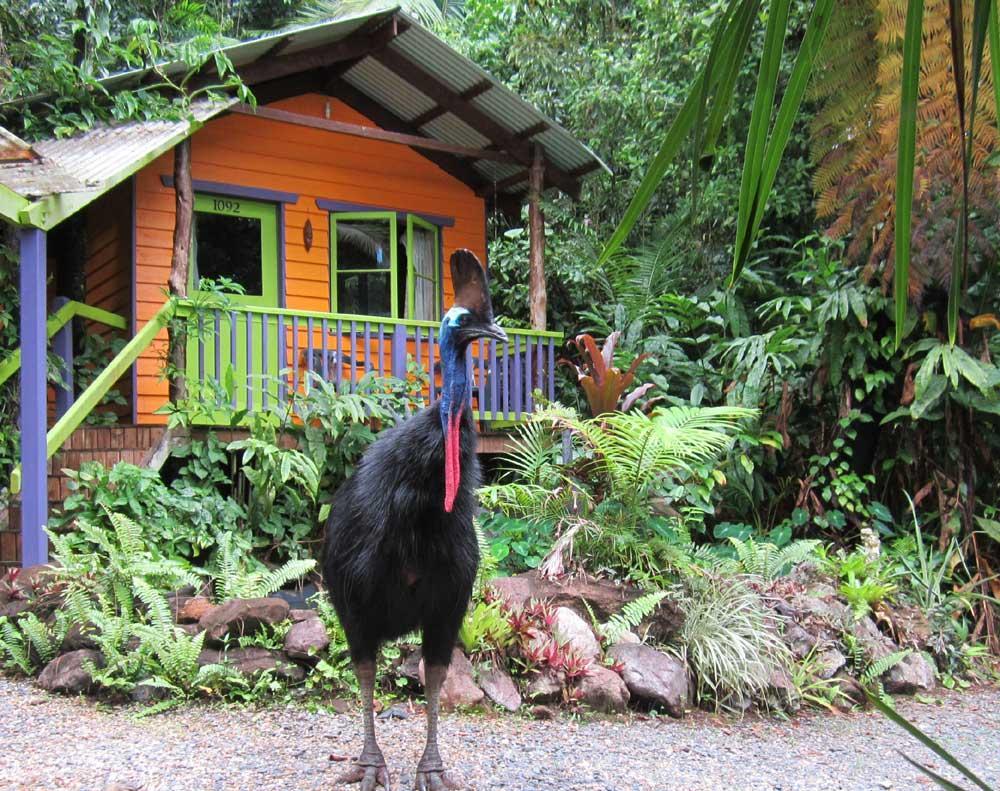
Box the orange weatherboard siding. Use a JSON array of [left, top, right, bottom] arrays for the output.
[[133, 93, 487, 423]]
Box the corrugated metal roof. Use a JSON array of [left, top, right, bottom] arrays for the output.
[[0, 6, 608, 227], [0, 100, 231, 227]]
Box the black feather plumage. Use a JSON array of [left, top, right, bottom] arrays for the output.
[[323, 402, 480, 666]]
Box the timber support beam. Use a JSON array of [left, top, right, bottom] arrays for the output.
[[528, 145, 547, 332]]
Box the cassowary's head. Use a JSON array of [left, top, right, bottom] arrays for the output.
[[440, 250, 507, 349]]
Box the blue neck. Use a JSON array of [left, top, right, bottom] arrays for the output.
[[438, 322, 468, 430]]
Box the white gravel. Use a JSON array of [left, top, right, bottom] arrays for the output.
[[1, 677, 998, 791]]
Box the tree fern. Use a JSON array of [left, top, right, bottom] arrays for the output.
[[598, 590, 668, 644], [811, 0, 1000, 293]]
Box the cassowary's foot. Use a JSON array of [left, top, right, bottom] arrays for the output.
[[336, 759, 392, 791], [413, 758, 464, 791]]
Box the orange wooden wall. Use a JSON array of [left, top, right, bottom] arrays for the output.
[[84, 181, 132, 420], [133, 93, 487, 424]]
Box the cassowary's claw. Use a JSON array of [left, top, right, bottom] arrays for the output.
[[336, 761, 392, 790], [413, 769, 465, 790]]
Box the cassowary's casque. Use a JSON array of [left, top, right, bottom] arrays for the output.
[[324, 250, 506, 791]]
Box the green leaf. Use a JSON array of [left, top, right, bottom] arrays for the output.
[[866, 692, 994, 791], [597, 0, 759, 266], [894, 0, 925, 349], [731, 0, 835, 283]]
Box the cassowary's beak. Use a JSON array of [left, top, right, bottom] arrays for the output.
[[459, 321, 507, 344]]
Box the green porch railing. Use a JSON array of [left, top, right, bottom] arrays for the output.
[[0, 299, 128, 387], [11, 299, 175, 493], [177, 298, 564, 424]]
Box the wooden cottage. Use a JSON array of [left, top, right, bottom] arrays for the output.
[[0, 9, 608, 566]]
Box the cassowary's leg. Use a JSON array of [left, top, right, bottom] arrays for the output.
[[337, 660, 391, 791], [414, 664, 463, 790]]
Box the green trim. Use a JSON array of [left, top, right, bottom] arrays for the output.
[[331, 211, 398, 317], [0, 300, 128, 387], [0, 183, 29, 225], [45, 300, 174, 458], [406, 214, 440, 320], [181, 301, 564, 339]]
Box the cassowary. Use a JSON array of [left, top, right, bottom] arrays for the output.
[[324, 250, 506, 791]]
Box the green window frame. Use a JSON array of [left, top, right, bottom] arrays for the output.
[[406, 214, 441, 320], [329, 211, 441, 320], [190, 193, 279, 308]]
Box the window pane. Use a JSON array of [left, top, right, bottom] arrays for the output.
[[337, 220, 392, 271], [195, 213, 263, 294], [407, 225, 437, 320], [414, 276, 436, 320], [338, 272, 391, 317]]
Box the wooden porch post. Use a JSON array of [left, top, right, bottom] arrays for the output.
[[19, 227, 49, 566], [167, 138, 193, 404], [528, 145, 547, 332]]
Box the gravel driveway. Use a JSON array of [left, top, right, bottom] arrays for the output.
[[1, 677, 998, 791]]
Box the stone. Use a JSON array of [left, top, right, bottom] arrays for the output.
[[418, 649, 484, 710], [525, 667, 563, 704], [329, 698, 352, 714], [223, 647, 306, 682], [479, 667, 521, 712], [130, 682, 170, 704], [765, 667, 800, 714], [0, 600, 31, 619], [398, 648, 422, 683], [178, 623, 201, 637], [884, 652, 936, 695], [37, 649, 102, 695], [552, 607, 601, 660], [833, 673, 866, 711], [283, 617, 330, 661], [887, 604, 933, 651], [815, 648, 847, 680], [578, 665, 629, 713], [199, 597, 290, 645], [782, 622, 817, 660], [269, 584, 318, 611], [166, 594, 193, 621], [607, 643, 689, 718], [177, 596, 215, 624], [491, 572, 684, 642], [14, 564, 57, 596], [530, 704, 557, 720], [613, 631, 641, 646], [289, 608, 319, 623], [198, 648, 223, 667], [60, 622, 98, 652]]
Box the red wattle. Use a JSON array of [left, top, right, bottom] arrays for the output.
[[444, 411, 462, 512]]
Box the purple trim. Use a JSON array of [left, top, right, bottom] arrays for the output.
[[160, 175, 298, 205], [130, 176, 138, 425], [437, 228, 445, 318], [378, 324, 385, 377], [391, 323, 407, 378], [277, 203, 287, 308], [513, 335, 522, 419], [525, 333, 533, 413], [349, 320, 357, 391], [501, 338, 509, 418], [52, 296, 74, 419], [489, 339, 498, 420], [316, 198, 456, 228], [19, 227, 48, 566], [261, 313, 269, 410], [213, 310, 222, 383], [229, 311, 238, 409], [547, 338, 555, 401], [277, 314, 286, 403], [292, 316, 300, 396]]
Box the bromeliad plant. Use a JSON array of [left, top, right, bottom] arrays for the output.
[[560, 332, 654, 416]]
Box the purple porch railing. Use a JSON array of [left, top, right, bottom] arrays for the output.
[[187, 305, 562, 423]]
